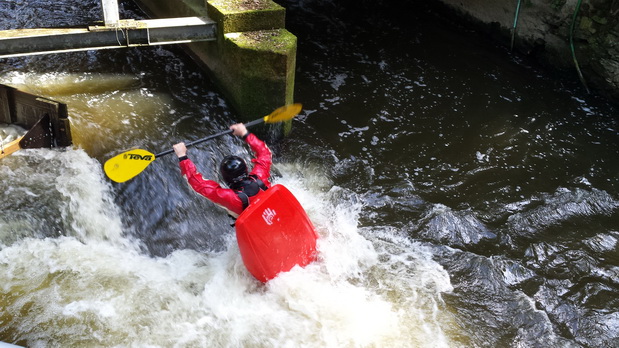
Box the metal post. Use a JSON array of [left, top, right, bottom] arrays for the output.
[[101, 0, 120, 27]]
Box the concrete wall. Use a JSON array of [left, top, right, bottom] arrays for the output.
[[436, 0, 619, 103], [133, 0, 296, 125]]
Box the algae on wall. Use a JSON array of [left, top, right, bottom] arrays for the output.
[[205, 0, 297, 134]]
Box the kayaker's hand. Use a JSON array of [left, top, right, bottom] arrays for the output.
[[230, 123, 248, 138], [173, 142, 187, 158]]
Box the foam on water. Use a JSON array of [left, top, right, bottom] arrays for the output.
[[1, 151, 455, 347], [0, 147, 128, 246], [0, 125, 26, 147]]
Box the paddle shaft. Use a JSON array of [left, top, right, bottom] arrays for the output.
[[154, 117, 265, 158]]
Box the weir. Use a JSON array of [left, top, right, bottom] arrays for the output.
[[0, 0, 296, 123]]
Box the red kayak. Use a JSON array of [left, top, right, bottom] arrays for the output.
[[235, 184, 318, 282]]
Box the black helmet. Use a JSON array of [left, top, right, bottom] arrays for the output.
[[220, 155, 248, 186]]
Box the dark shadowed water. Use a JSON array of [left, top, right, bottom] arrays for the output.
[[1, 0, 618, 347]]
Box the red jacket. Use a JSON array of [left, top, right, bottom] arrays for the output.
[[179, 133, 272, 217]]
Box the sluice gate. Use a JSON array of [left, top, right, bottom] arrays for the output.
[[0, 84, 72, 160]]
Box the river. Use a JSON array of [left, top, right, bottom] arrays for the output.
[[1, 0, 618, 347]]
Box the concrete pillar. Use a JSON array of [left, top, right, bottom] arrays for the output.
[[133, 0, 296, 127]]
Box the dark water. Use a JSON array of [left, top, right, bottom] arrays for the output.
[[282, 1, 619, 347], [1, 0, 618, 347]]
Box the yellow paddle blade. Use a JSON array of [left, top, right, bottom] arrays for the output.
[[104, 149, 156, 183], [264, 103, 302, 123]]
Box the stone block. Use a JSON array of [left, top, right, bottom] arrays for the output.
[[133, 0, 297, 124], [206, 0, 285, 34]]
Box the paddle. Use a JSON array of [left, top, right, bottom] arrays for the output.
[[104, 103, 302, 183]]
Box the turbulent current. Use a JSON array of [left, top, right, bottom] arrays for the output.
[[1, 1, 618, 347]]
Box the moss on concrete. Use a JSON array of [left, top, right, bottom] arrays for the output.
[[208, 0, 282, 13], [222, 29, 296, 134], [206, 0, 285, 34], [228, 30, 296, 55], [203, 0, 295, 127], [135, 0, 297, 127]]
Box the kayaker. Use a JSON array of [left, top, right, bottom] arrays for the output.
[[172, 123, 272, 218]]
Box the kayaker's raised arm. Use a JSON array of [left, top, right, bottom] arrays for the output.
[[173, 122, 272, 217]]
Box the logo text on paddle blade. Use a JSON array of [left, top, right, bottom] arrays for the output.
[[262, 207, 276, 225], [124, 153, 153, 161]]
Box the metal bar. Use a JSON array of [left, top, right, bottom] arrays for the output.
[[102, 0, 120, 27], [0, 17, 216, 59]]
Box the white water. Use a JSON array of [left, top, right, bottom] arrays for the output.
[[1, 67, 455, 346], [0, 125, 26, 149], [1, 143, 454, 347]]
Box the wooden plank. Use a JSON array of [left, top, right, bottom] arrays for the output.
[[13, 90, 48, 127], [0, 136, 23, 160], [0, 85, 13, 124]]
